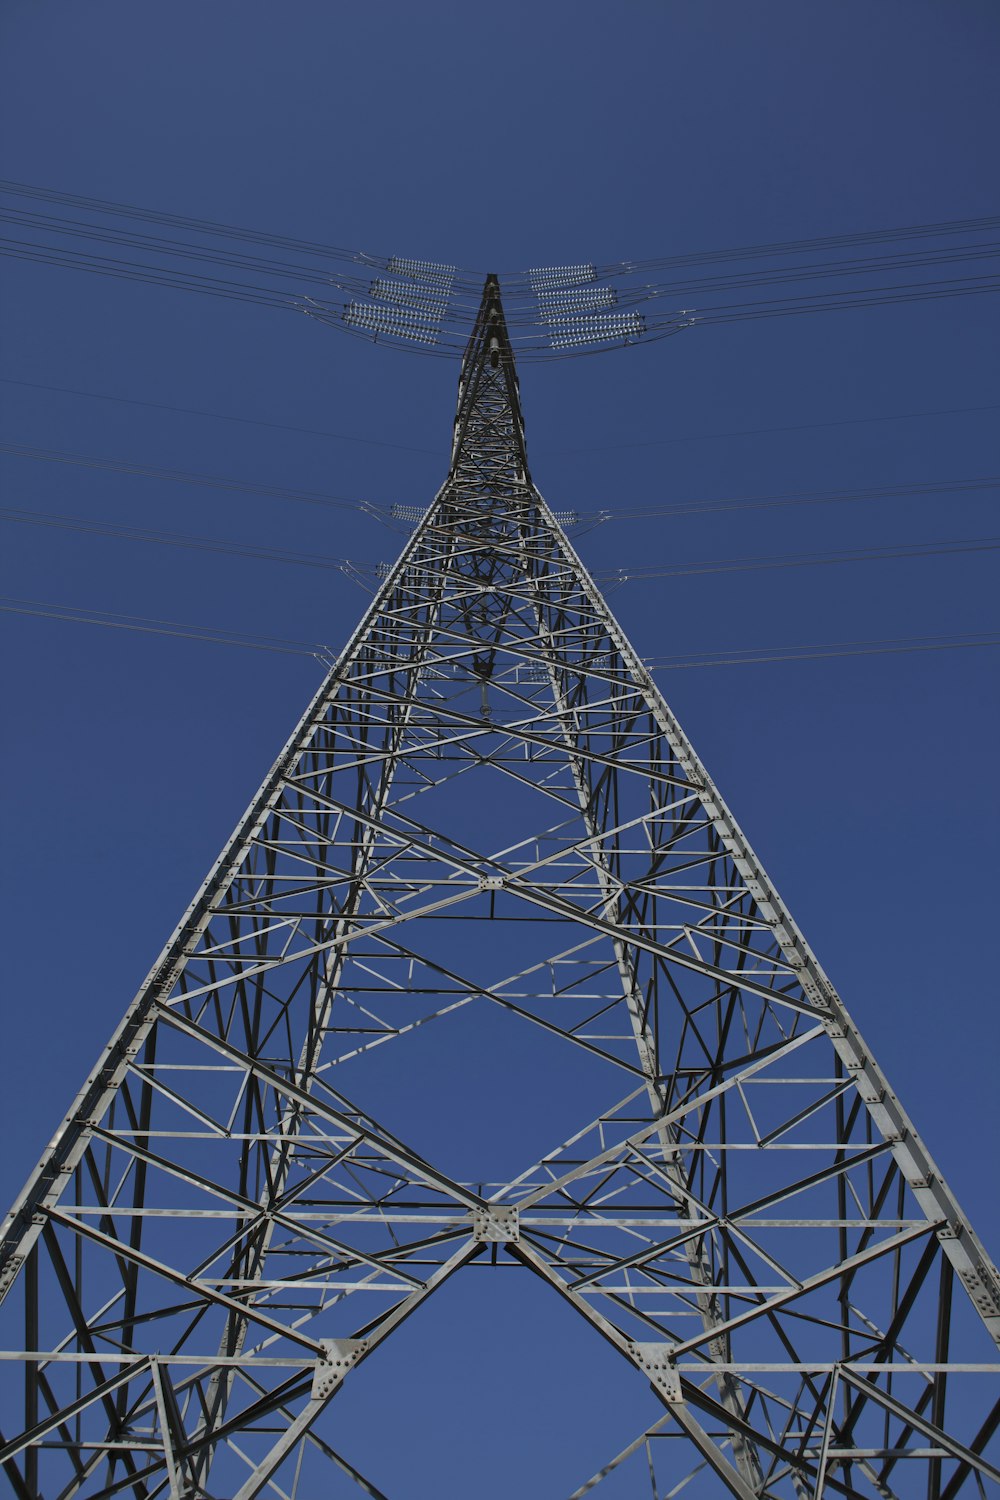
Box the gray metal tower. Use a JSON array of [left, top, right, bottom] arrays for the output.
[[1, 277, 998, 1499]]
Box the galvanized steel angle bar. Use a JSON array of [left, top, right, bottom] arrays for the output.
[[349, 681, 698, 789], [136, 1369, 319, 1498], [1, 497, 455, 1289], [491, 805, 667, 882], [0, 1358, 154, 1467], [503, 880, 828, 1017], [116, 1064, 234, 1138], [80, 1124, 414, 1293], [548, 493, 1000, 1335], [510, 1236, 763, 1498], [751, 1077, 857, 1151], [195, 914, 303, 963], [275, 796, 806, 1030], [228, 1239, 481, 1500], [664, 1220, 941, 1364], [4, 275, 998, 1495], [500, 1086, 652, 1197], [321, 929, 652, 1079], [516, 1026, 828, 1212], [657, 1382, 877, 1500], [393, 750, 583, 822], [261, 780, 490, 885], [566, 1218, 728, 1296], [223, 1364, 394, 1500], [565, 1416, 675, 1500], [44, 1205, 329, 1361], [149, 1006, 484, 1214], [831, 1365, 1000, 1487], [319, 994, 476, 1068], [157, 883, 487, 1010], [726, 1143, 896, 1233]]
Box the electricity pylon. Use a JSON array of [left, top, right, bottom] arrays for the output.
[[2, 277, 998, 1500]]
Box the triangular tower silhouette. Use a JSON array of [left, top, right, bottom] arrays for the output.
[[1, 277, 998, 1499]]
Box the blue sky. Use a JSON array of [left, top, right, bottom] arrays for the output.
[[0, 3, 998, 1489]]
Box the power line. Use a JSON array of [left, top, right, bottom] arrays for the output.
[[7, 234, 997, 357], [598, 535, 1000, 585], [673, 272, 1000, 331], [5, 497, 998, 595], [0, 505, 378, 585], [0, 595, 334, 660], [543, 401, 1000, 454], [4, 438, 994, 534], [4, 591, 995, 675], [0, 376, 442, 457], [4, 177, 999, 360], [10, 200, 997, 316], [501, 242, 1000, 320], [8, 376, 995, 466], [0, 442, 393, 521], [0, 178, 370, 266], [580, 476, 1000, 525], [0, 234, 302, 310], [645, 630, 1000, 669], [601, 213, 1000, 278], [0, 206, 366, 291], [6, 177, 997, 286]]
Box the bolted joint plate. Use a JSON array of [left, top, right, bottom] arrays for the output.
[[470, 1206, 519, 1243], [955, 1263, 1000, 1320], [0, 1255, 24, 1302], [311, 1338, 368, 1401], [632, 1343, 683, 1403]]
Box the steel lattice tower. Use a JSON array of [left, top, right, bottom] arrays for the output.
[[1, 278, 998, 1500]]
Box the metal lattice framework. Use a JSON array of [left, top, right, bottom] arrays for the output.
[[1, 278, 998, 1500]]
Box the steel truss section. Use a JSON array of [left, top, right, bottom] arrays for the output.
[[1, 277, 998, 1500]]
